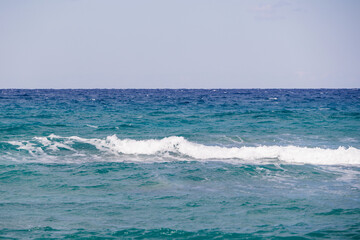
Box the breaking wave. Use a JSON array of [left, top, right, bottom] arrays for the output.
[[4, 135, 360, 165]]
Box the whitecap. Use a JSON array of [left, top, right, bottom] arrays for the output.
[[6, 135, 359, 165]]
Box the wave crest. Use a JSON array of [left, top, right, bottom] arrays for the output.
[[5, 135, 360, 165]]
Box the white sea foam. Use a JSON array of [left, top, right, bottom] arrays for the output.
[[33, 136, 75, 151], [86, 124, 99, 129], [5, 135, 360, 165], [7, 141, 45, 156]]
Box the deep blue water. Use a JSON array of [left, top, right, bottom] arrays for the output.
[[0, 89, 359, 239]]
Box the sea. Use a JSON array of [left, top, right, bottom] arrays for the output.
[[0, 89, 359, 239]]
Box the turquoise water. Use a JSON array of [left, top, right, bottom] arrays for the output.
[[1, 89, 360, 239]]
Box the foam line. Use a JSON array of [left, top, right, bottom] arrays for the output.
[[6, 135, 360, 165]]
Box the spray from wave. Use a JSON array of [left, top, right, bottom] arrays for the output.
[[4, 134, 360, 165]]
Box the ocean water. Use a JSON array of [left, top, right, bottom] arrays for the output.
[[0, 89, 359, 239]]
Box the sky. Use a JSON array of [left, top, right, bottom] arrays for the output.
[[0, 0, 359, 88]]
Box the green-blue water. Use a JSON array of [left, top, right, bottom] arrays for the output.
[[1, 89, 360, 239]]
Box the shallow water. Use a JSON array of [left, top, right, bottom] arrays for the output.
[[1, 89, 359, 239]]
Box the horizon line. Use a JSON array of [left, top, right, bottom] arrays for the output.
[[0, 88, 359, 90]]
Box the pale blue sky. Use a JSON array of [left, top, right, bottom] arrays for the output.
[[0, 0, 359, 88]]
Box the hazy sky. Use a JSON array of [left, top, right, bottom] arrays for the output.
[[0, 0, 359, 88]]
